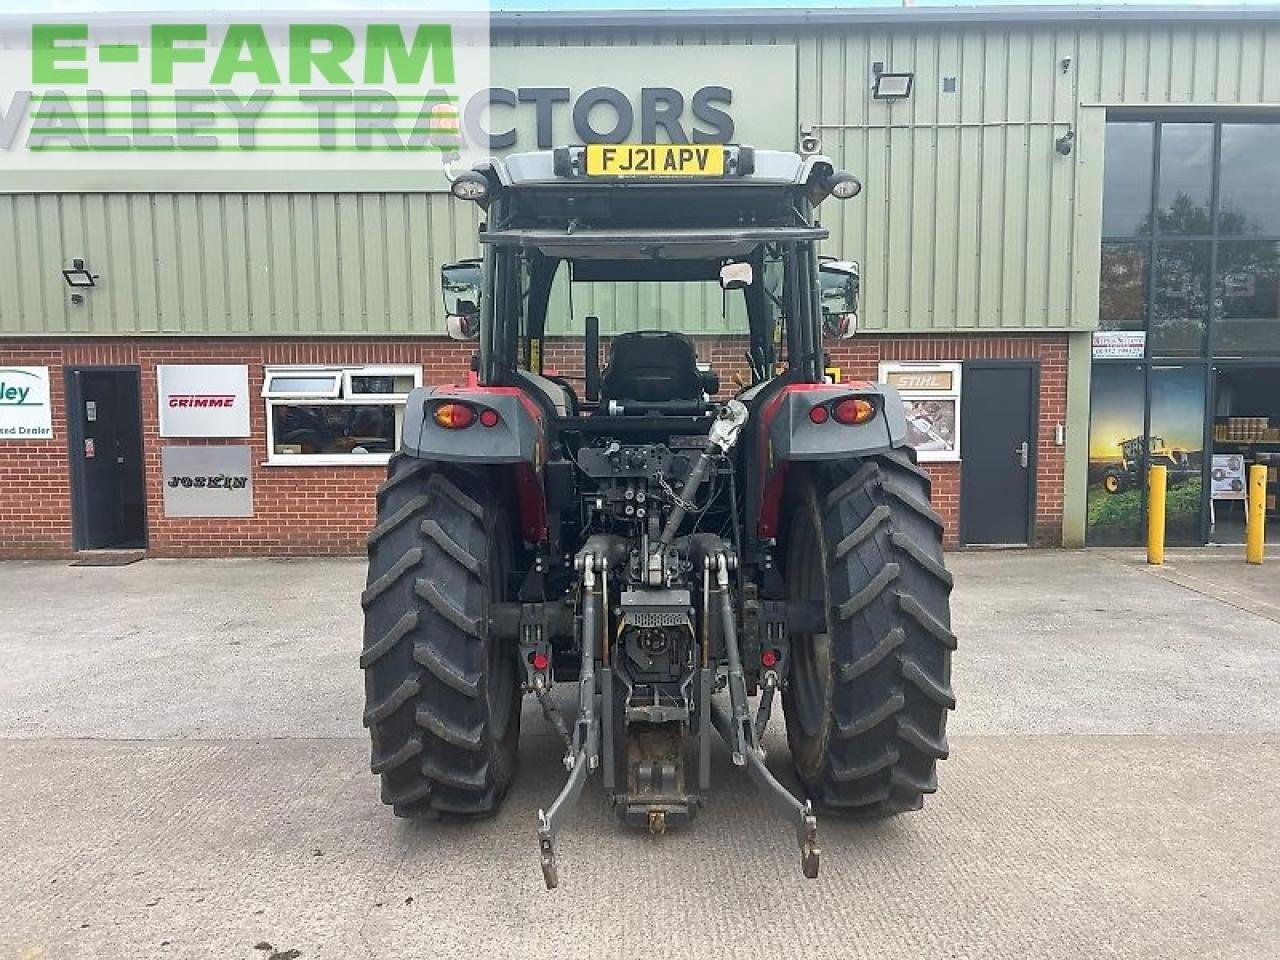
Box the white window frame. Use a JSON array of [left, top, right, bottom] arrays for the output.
[[342, 369, 422, 402], [262, 369, 342, 399], [262, 364, 422, 466], [878, 361, 963, 463]]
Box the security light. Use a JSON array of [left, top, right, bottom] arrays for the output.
[[872, 72, 914, 100], [62, 258, 96, 288]]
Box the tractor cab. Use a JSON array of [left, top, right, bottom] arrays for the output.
[[437, 145, 860, 414]]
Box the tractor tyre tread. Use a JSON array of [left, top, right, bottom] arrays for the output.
[[785, 449, 955, 817], [360, 456, 519, 819]]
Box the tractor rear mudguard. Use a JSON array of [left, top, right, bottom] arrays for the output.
[[400, 384, 549, 543], [401, 384, 546, 465], [752, 382, 910, 541], [759, 382, 909, 462]]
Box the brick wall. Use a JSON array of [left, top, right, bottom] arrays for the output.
[[0, 338, 472, 558], [828, 334, 1068, 547], [0, 332, 1066, 557]]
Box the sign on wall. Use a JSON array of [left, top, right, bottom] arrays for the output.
[[161, 446, 254, 518], [0, 366, 53, 440], [879, 361, 963, 463], [478, 46, 797, 153], [158, 365, 250, 438], [1092, 330, 1146, 360]]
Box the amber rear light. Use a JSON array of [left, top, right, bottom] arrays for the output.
[[832, 397, 876, 426], [433, 402, 476, 429]]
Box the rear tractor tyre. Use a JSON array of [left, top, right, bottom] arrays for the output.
[[783, 449, 956, 816], [360, 453, 521, 818]]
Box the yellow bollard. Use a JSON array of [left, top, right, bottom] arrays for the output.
[[1147, 464, 1167, 566], [1246, 463, 1267, 565]]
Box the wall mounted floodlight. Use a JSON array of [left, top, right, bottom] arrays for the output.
[[62, 258, 99, 304], [872, 72, 914, 100], [1055, 129, 1076, 156], [62, 258, 96, 289]]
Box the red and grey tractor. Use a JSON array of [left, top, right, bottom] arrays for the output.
[[360, 144, 955, 887]]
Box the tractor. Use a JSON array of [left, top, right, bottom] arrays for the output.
[[1102, 435, 1196, 494], [359, 144, 955, 888]]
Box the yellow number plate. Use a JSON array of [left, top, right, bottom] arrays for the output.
[[585, 144, 726, 177]]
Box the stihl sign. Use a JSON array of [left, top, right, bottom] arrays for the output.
[[157, 365, 249, 437]]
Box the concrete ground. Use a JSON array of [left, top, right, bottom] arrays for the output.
[[1, 550, 1277, 959]]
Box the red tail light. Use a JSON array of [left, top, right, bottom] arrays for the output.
[[808, 404, 829, 424], [832, 397, 875, 426], [479, 408, 500, 428], [433, 402, 475, 429]]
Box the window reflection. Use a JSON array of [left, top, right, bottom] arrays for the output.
[[1219, 125, 1280, 236], [1216, 240, 1280, 355], [1151, 242, 1210, 357], [1157, 124, 1214, 236], [271, 404, 398, 456], [1099, 243, 1149, 331], [1102, 122, 1154, 237]]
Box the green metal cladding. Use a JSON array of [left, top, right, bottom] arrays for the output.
[[1, 16, 1279, 338]]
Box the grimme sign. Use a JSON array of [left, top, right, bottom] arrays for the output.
[[157, 364, 250, 438], [0, 366, 53, 440]]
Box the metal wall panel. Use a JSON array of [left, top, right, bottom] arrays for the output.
[[0, 192, 480, 337], [1, 20, 1278, 337]]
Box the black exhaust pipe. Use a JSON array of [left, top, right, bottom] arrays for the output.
[[585, 314, 601, 403]]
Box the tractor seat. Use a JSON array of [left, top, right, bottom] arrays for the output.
[[599, 331, 715, 406]]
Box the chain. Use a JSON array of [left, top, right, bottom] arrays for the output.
[[656, 469, 698, 513]]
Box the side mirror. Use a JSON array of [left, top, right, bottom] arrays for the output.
[[720, 261, 753, 291], [818, 258, 860, 340], [441, 260, 482, 340]]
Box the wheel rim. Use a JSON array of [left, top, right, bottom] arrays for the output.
[[788, 496, 831, 740], [1105, 475, 1119, 493]]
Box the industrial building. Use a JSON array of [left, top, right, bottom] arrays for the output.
[[2, 4, 1279, 556]]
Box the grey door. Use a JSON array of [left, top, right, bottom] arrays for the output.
[[959, 362, 1038, 545], [68, 368, 146, 550]]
